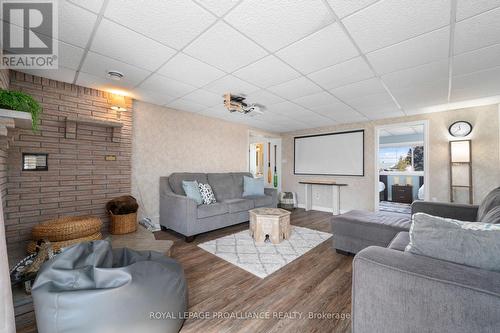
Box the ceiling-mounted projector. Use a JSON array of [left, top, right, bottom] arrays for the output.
[[224, 93, 264, 115]]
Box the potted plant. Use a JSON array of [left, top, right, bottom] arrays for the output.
[[0, 89, 42, 131]]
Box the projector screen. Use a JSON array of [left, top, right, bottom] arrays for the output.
[[294, 130, 364, 176]]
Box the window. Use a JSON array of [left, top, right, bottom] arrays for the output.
[[379, 145, 423, 172]]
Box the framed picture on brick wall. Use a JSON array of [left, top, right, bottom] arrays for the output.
[[22, 153, 48, 171]]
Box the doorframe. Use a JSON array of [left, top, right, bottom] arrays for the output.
[[374, 120, 430, 211]]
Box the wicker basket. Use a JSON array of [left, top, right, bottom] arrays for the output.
[[27, 232, 102, 254], [109, 212, 137, 235], [32, 216, 102, 242]]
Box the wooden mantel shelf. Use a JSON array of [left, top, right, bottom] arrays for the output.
[[0, 108, 32, 136], [65, 115, 123, 142]]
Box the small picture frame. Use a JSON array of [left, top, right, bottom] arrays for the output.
[[22, 153, 48, 171]]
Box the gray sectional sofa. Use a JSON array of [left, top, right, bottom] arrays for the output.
[[160, 172, 277, 241], [351, 188, 500, 333]]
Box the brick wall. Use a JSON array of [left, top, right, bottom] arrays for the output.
[[0, 69, 10, 207], [5, 71, 132, 251]]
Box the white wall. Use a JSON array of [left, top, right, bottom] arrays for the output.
[[132, 101, 252, 225], [281, 104, 500, 212]]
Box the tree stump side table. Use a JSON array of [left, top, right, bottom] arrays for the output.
[[249, 208, 291, 244]]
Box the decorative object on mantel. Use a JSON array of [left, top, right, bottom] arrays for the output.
[[0, 89, 41, 131], [106, 195, 139, 234], [65, 115, 123, 142], [109, 93, 127, 112], [28, 215, 103, 254]]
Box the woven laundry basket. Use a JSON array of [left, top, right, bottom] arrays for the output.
[[32, 216, 102, 242], [27, 232, 103, 254], [109, 212, 137, 235]]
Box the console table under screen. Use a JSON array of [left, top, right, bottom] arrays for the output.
[[299, 181, 348, 215]]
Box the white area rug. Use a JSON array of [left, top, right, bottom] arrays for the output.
[[198, 226, 332, 278]]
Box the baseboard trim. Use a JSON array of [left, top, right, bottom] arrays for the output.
[[297, 204, 347, 214]]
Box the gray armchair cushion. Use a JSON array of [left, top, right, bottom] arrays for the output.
[[388, 231, 410, 251], [411, 200, 479, 221], [169, 173, 208, 195], [32, 240, 187, 333], [245, 195, 273, 208], [481, 206, 500, 224], [223, 198, 254, 213], [207, 173, 237, 201], [478, 187, 500, 221], [197, 203, 228, 219]]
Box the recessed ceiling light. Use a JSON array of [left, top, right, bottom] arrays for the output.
[[107, 70, 124, 81]]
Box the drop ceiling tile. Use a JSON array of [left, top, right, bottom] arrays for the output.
[[104, 0, 216, 49], [67, 0, 104, 13], [81, 52, 151, 87], [158, 53, 226, 87], [456, 0, 500, 21], [293, 111, 337, 126], [247, 90, 285, 106], [276, 23, 358, 74], [204, 75, 260, 95], [330, 78, 386, 101], [184, 22, 268, 72], [267, 77, 323, 100], [454, 7, 500, 54], [182, 89, 222, 107], [382, 60, 449, 90], [451, 67, 500, 102], [20, 67, 76, 84], [391, 80, 449, 111], [59, 1, 98, 48], [268, 101, 312, 118], [453, 43, 500, 76], [346, 92, 400, 115], [342, 0, 450, 52], [366, 27, 450, 75], [194, 0, 240, 17], [167, 99, 207, 113], [139, 73, 197, 97], [59, 41, 85, 70], [77, 71, 133, 90], [233, 56, 301, 88], [133, 88, 177, 106], [326, 0, 379, 18], [310, 103, 367, 123], [91, 19, 176, 71], [224, 0, 334, 52], [292, 92, 340, 109], [366, 110, 406, 120], [308, 57, 373, 90]]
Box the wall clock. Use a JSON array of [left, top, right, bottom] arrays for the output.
[[449, 121, 472, 137]]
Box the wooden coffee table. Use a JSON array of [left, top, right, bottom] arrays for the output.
[[249, 208, 291, 244]]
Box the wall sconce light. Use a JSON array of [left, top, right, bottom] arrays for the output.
[[110, 94, 127, 112], [450, 140, 471, 163]]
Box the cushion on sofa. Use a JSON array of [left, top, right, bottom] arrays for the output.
[[388, 232, 410, 251], [207, 173, 238, 201], [477, 187, 500, 221], [245, 195, 273, 208], [406, 213, 500, 272], [480, 206, 500, 224], [231, 172, 253, 198], [223, 198, 254, 213], [169, 173, 208, 195], [182, 180, 203, 205], [197, 203, 228, 219], [243, 176, 265, 197]]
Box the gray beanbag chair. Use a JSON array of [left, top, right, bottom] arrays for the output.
[[32, 240, 187, 333]]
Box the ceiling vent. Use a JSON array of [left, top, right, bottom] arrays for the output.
[[107, 70, 124, 81]]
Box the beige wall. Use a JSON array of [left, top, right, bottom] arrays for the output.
[[131, 101, 252, 225], [281, 104, 500, 212]]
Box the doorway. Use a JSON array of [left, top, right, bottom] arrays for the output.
[[248, 133, 281, 192], [374, 121, 429, 213]]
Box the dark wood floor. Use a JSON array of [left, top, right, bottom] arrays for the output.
[[155, 209, 353, 333]]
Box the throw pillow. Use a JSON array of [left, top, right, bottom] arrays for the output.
[[406, 213, 500, 272], [182, 180, 203, 205], [242, 176, 265, 197], [199, 183, 216, 205]]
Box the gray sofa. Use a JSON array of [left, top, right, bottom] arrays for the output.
[[160, 172, 278, 241], [352, 188, 500, 333]]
